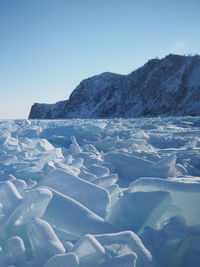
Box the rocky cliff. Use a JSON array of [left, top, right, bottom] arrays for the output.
[[29, 54, 200, 119]]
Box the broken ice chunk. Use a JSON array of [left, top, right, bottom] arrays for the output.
[[93, 174, 118, 188], [37, 168, 110, 218], [152, 154, 186, 177], [82, 143, 101, 158], [0, 155, 17, 165], [79, 170, 97, 182], [190, 155, 200, 169], [105, 184, 122, 212], [62, 241, 74, 252], [140, 217, 199, 267], [73, 151, 103, 166], [71, 136, 82, 153], [99, 252, 137, 267], [6, 188, 52, 227], [0, 181, 22, 214], [129, 177, 200, 225], [3, 135, 20, 152], [87, 164, 109, 178], [36, 139, 54, 152], [0, 130, 11, 145], [43, 252, 79, 267], [70, 234, 106, 267], [42, 188, 116, 240], [12, 179, 27, 193], [54, 162, 80, 176], [94, 231, 154, 267], [140, 226, 167, 256], [1, 174, 16, 181], [104, 153, 184, 183], [108, 191, 171, 233], [104, 153, 153, 181], [162, 216, 187, 239], [6, 236, 27, 266], [69, 157, 84, 169], [27, 217, 65, 262]]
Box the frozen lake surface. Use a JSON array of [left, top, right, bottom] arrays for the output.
[[0, 117, 200, 266]]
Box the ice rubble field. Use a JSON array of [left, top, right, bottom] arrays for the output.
[[0, 117, 200, 267]]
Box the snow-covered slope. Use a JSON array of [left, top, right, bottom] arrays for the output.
[[29, 54, 200, 119]]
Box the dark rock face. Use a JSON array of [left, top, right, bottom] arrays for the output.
[[29, 54, 200, 119]]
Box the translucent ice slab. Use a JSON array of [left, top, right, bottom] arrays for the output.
[[37, 168, 110, 218], [42, 188, 116, 240], [43, 252, 79, 267], [94, 231, 154, 267], [70, 234, 106, 266], [129, 177, 200, 225], [109, 190, 171, 232], [27, 217, 65, 263]]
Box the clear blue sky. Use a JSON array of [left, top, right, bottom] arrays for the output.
[[0, 0, 200, 119]]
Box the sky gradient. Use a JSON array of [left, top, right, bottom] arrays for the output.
[[0, 0, 200, 119]]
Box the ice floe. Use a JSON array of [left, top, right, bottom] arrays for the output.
[[0, 117, 200, 266]]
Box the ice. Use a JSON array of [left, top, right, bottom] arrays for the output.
[[68, 157, 83, 169], [62, 241, 74, 252], [104, 153, 153, 181], [99, 252, 137, 267], [129, 177, 200, 225], [94, 231, 154, 267], [190, 155, 200, 169], [140, 216, 200, 267], [37, 168, 110, 218], [87, 164, 109, 177], [162, 216, 187, 239], [105, 184, 122, 210], [12, 179, 27, 194], [105, 153, 186, 184], [0, 203, 3, 214], [36, 139, 55, 152], [0, 117, 200, 266], [3, 135, 19, 152], [152, 154, 182, 176], [0, 181, 22, 213], [139, 227, 167, 257], [27, 217, 65, 263], [71, 136, 82, 153], [42, 188, 116, 239], [6, 188, 52, 227], [43, 252, 79, 267], [79, 170, 97, 181], [82, 143, 101, 157], [6, 236, 26, 266], [0, 130, 11, 146], [108, 190, 171, 232], [70, 234, 106, 266], [93, 174, 118, 188]]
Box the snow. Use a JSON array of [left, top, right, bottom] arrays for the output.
[[0, 117, 200, 266]]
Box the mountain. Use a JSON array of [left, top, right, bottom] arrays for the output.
[[29, 54, 200, 119]]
